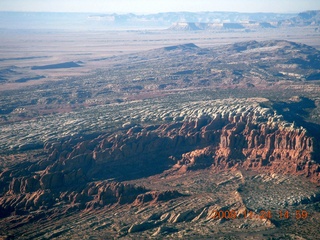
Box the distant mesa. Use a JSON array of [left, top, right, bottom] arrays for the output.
[[168, 22, 204, 31], [222, 23, 244, 29], [15, 75, 46, 83], [163, 43, 199, 51], [31, 61, 82, 70], [279, 10, 320, 27], [298, 10, 319, 20], [227, 39, 314, 53], [169, 21, 262, 31], [259, 22, 275, 28], [168, 21, 275, 31], [0, 56, 48, 62], [1, 10, 318, 31], [168, 10, 320, 32], [229, 40, 260, 52]]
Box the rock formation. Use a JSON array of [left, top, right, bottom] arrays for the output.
[[0, 105, 319, 217]]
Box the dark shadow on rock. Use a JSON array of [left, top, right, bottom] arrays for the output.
[[271, 97, 320, 161]]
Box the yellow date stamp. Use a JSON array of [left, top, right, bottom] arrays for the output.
[[210, 209, 308, 220]]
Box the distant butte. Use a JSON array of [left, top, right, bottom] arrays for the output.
[[31, 61, 82, 70], [163, 43, 200, 51]]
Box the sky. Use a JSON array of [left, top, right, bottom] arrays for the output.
[[0, 0, 320, 13]]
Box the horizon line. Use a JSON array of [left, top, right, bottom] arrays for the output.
[[0, 10, 308, 15]]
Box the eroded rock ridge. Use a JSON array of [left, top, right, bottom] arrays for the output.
[[0, 103, 319, 217]]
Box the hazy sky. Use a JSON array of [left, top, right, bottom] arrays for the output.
[[1, 0, 320, 13]]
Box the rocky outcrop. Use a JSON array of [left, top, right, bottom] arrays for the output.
[[128, 220, 162, 233], [0, 105, 319, 217], [133, 190, 183, 206], [86, 182, 146, 207], [0, 180, 147, 217], [164, 113, 318, 184]]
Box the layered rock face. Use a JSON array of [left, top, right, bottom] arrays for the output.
[[0, 105, 319, 216], [173, 112, 318, 181], [213, 117, 316, 174]]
